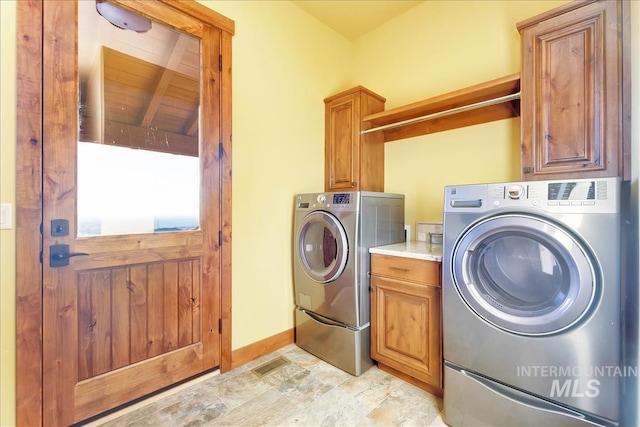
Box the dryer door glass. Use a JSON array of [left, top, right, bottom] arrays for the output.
[[297, 211, 348, 283], [452, 214, 596, 335]]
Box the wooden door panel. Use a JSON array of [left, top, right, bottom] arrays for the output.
[[112, 268, 131, 370], [374, 277, 432, 365], [537, 24, 596, 170], [77, 270, 115, 380], [383, 290, 429, 360], [147, 263, 166, 359], [74, 343, 205, 422], [371, 275, 442, 388], [519, 0, 627, 180], [76, 259, 203, 381], [327, 99, 357, 189]]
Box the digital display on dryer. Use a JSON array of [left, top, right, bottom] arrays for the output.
[[548, 181, 595, 200], [332, 194, 351, 204]]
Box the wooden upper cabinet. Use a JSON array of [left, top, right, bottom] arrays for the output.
[[518, 0, 630, 181], [324, 86, 385, 192]]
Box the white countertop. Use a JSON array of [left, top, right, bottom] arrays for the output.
[[369, 241, 443, 262]]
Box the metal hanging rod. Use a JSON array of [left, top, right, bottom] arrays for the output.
[[361, 92, 521, 135]]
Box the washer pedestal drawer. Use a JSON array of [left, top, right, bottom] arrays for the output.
[[295, 307, 373, 376], [444, 363, 609, 427]]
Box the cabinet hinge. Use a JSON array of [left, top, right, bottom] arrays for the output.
[[219, 318, 222, 334], [219, 55, 222, 72], [219, 230, 222, 246], [219, 142, 224, 159]]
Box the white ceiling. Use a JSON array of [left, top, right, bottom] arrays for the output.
[[291, 1, 424, 40]]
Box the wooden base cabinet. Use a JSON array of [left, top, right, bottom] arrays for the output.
[[370, 254, 442, 395], [518, 0, 630, 181], [324, 86, 385, 192]]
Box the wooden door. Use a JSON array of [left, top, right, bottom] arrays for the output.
[[41, 1, 228, 424]]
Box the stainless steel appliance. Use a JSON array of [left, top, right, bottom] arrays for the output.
[[443, 177, 622, 426], [293, 191, 404, 376]]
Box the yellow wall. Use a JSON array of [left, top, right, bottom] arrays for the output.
[[352, 0, 569, 234], [199, 0, 353, 350], [0, 1, 17, 425]]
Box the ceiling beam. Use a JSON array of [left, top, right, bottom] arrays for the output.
[[139, 34, 193, 128]]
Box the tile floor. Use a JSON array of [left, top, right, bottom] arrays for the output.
[[86, 344, 446, 426]]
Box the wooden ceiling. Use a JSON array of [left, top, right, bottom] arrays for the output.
[[79, 1, 200, 157]]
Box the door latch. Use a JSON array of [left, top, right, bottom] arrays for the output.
[[51, 219, 69, 237], [49, 244, 89, 267]]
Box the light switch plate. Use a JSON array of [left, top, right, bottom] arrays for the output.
[[0, 203, 12, 230]]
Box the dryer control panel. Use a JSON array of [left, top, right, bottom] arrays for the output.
[[296, 191, 359, 212], [445, 177, 620, 214]]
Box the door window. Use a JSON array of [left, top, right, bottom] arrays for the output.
[[298, 211, 348, 283], [77, 1, 200, 236], [452, 214, 597, 335]]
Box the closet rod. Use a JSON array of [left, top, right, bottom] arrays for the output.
[[361, 92, 521, 135]]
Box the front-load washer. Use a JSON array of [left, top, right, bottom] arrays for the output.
[[442, 177, 622, 426], [293, 191, 404, 376]]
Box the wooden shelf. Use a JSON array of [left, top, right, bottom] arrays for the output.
[[361, 73, 520, 143]]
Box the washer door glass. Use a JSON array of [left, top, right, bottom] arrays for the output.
[[297, 211, 348, 283], [452, 214, 597, 335]]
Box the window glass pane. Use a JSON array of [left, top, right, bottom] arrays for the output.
[[77, 1, 200, 237], [469, 235, 569, 315], [77, 142, 199, 236], [302, 222, 338, 272]]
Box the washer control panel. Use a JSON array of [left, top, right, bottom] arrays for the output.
[[506, 185, 525, 200], [445, 177, 620, 214]]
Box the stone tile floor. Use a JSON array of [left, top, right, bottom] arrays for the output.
[[86, 344, 446, 426]]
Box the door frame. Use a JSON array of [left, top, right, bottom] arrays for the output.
[[14, 1, 234, 425]]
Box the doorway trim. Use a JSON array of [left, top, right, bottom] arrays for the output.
[[14, 1, 234, 425]]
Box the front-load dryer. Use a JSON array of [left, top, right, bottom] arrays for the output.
[[442, 177, 622, 426], [293, 191, 404, 376]]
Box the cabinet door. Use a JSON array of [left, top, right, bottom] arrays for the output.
[[325, 93, 360, 191], [371, 275, 442, 388], [324, 87, 385, 192], [519, 0, 628, 180]]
